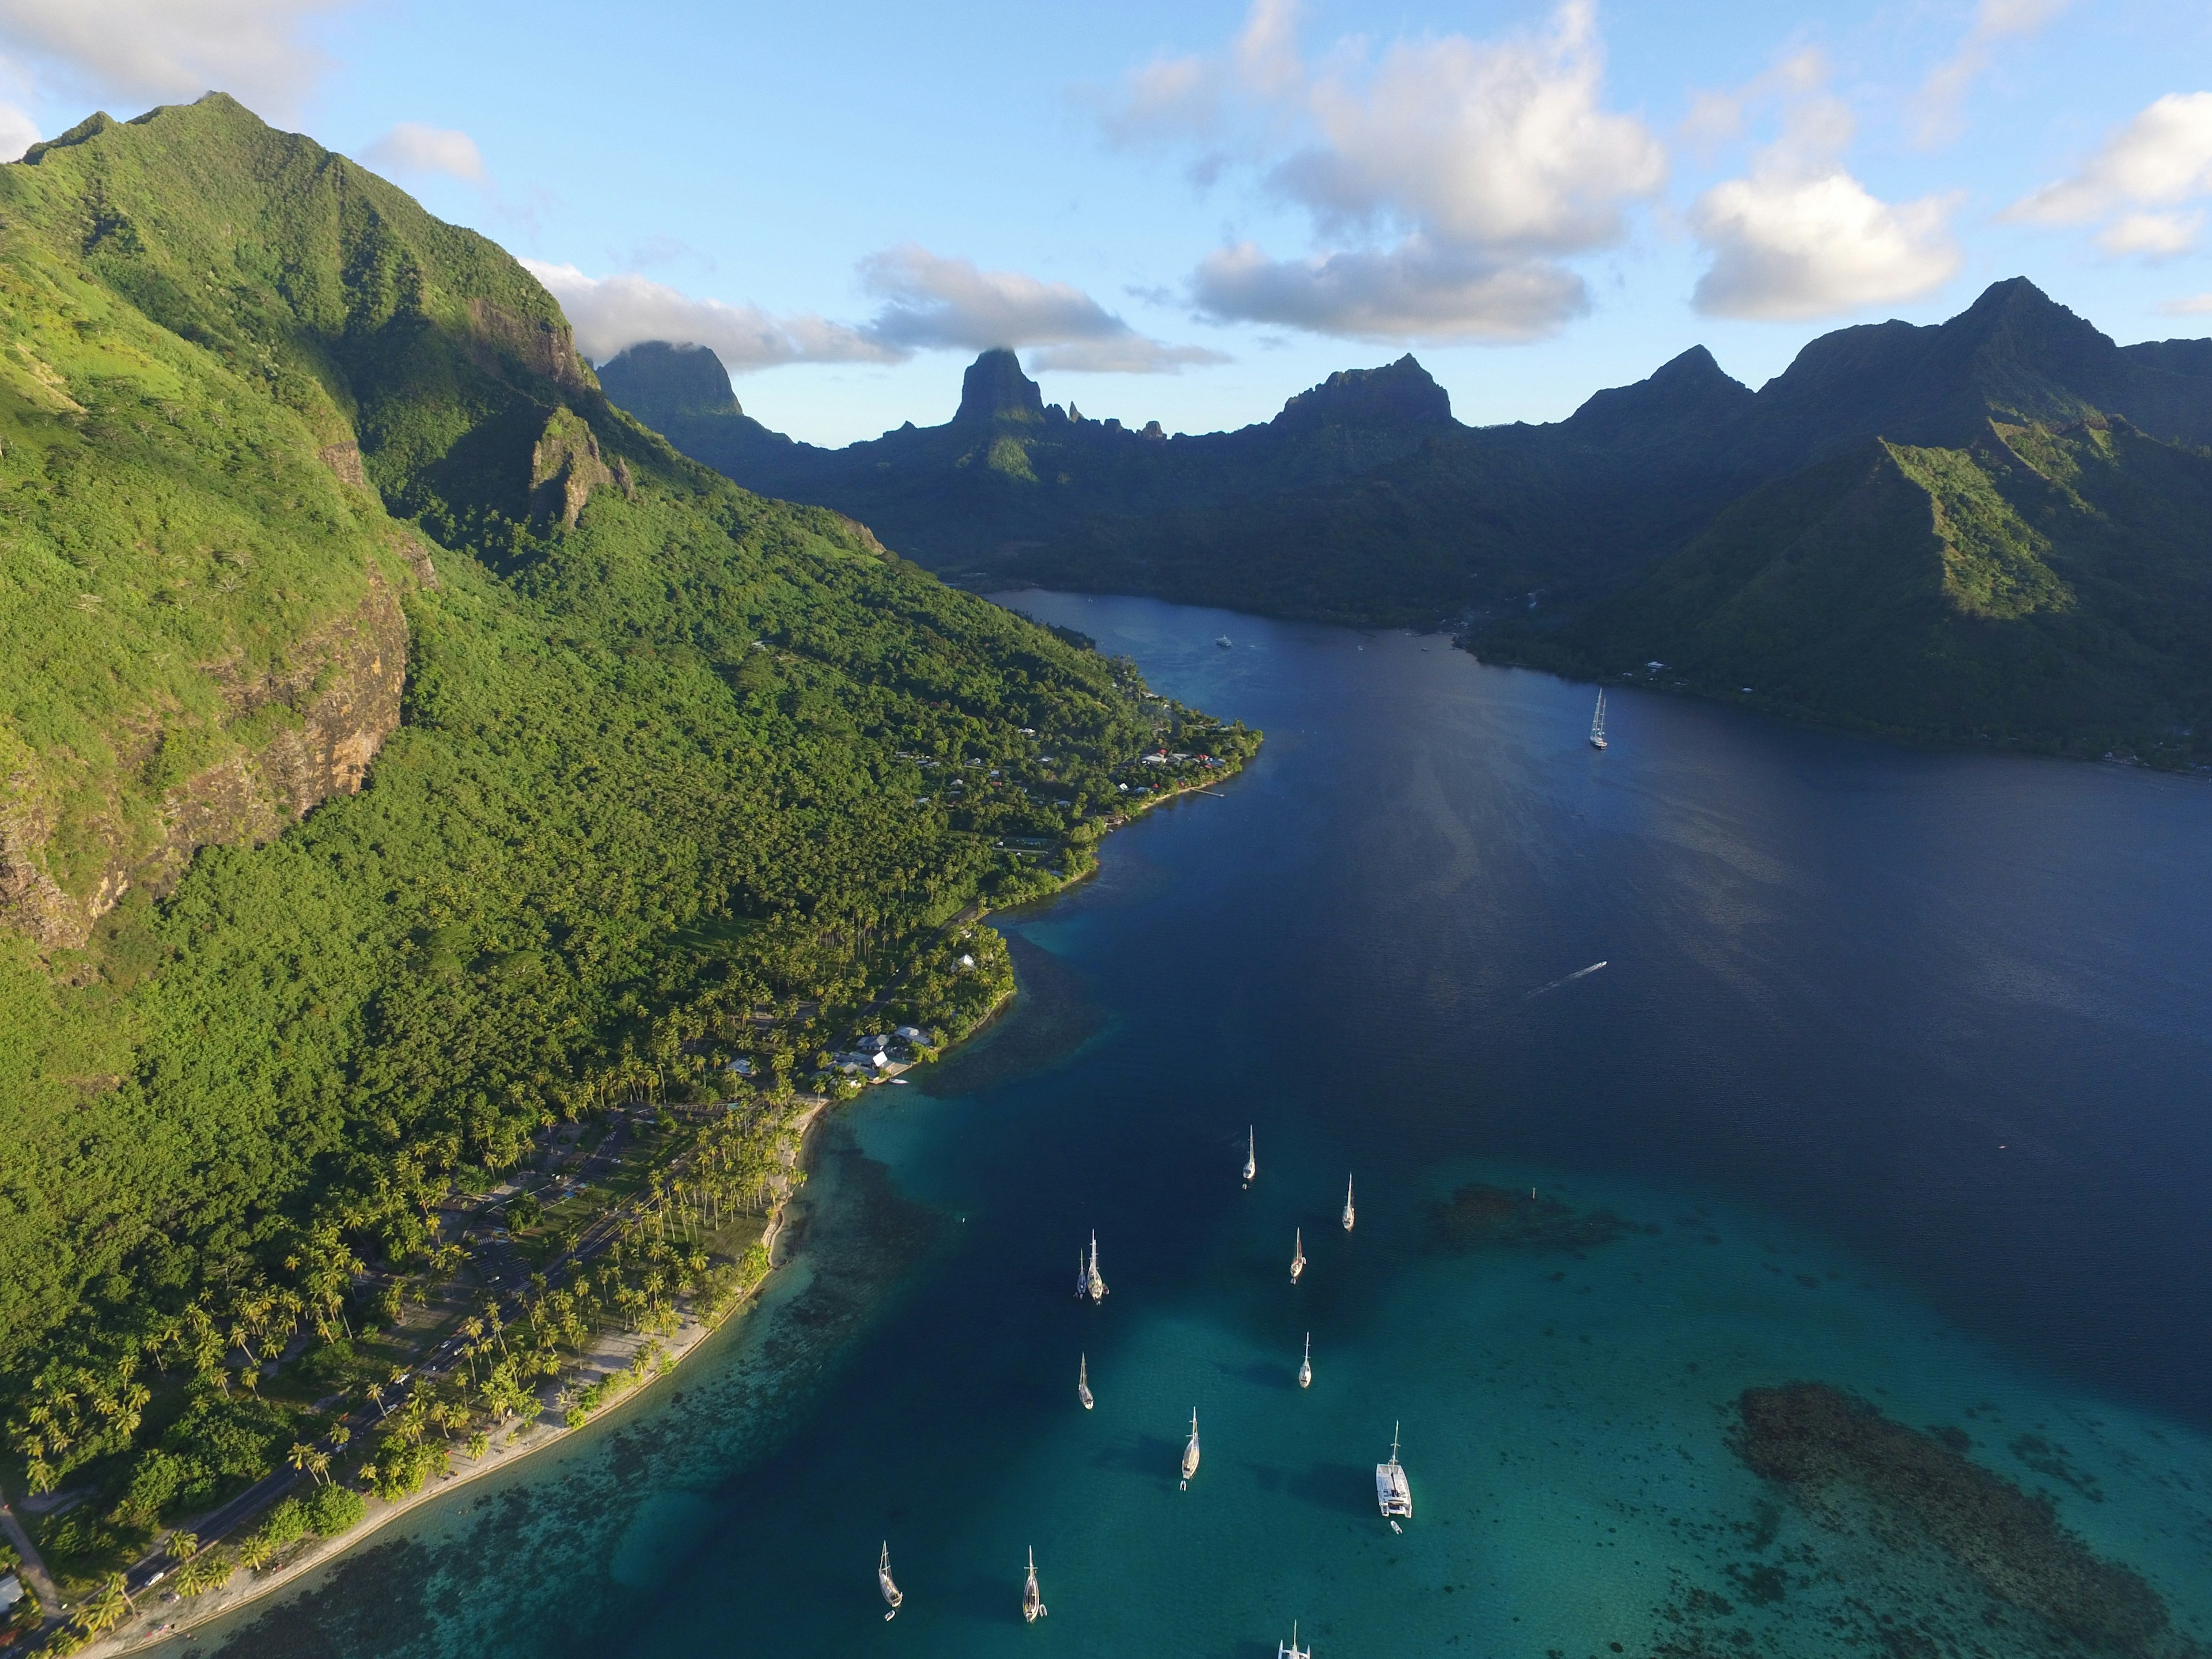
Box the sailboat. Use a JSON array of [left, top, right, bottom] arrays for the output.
[[1342, 1175, 1355, 1233], [1279, 1620, 1313, 1658], [1075, 1247, 1088, 1299], [1589, 688, 1608, 750], [1298, 1332, 1312, 1390], [1086, 1231, 1108, 1302], [1180, 1409, 1201, 1490], [1243, 1126, 1256, 1188], [878, 1541, 903, 1620], [1290, 1227, 1305, 1282], [1022, 1547, 1048, 1623], [1376, 1422, 1412, 1531], [1077, 1353, 1093, 1411]]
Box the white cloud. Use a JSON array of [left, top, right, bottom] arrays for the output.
[[1192, 237, 1584, 341], [2006, 92, 2212, 256], [1690, 71, 1960, 320], [0, 98, 33, 160], [2158, 292, 2212, 316], [527, 249, 1226, 378], [0, 0, 347, 110], [1105, 0, 1660, 346], [521, 260, 895, 373], [1916, 0, 2073, 145], [361, 122, 483, 183]]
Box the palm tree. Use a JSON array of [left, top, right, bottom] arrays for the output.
[[288, 1441, 315, 1479], [306, 1450, 331, 1486], [366, 1381, 387, 1418], [168, 1530, 200, 1564]]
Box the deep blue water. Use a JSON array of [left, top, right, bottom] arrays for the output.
[[186, 593, 2212, 1659]]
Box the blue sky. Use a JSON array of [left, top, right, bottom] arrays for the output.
[[5, 1, 2210, 444]]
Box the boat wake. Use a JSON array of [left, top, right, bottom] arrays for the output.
[[1525, 960, 1607, 999]]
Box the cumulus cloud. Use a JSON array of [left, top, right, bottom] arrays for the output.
[[1102, 0, 1661, 344], [361, 122, 484, 182], [527, 249, 1226, 377], [1690, 72, 1961, 320], [1192, 238, 1584, 341], [1916, 0, 2073, 145], [0, 99, 34, 161], [2006, 92, 2212, 256], [521, 260, 894, 372], [0, 0, 347, 110]]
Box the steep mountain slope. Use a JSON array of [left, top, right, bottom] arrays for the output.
[[0, 90, 1251, 1541]]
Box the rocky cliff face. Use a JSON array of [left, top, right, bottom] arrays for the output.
[[0, 569, 409, 949]]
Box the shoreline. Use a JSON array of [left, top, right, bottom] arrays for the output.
[[88, 766, 1244, 1654]]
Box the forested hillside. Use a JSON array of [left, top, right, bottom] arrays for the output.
[[0, 93, 1253, 1603]]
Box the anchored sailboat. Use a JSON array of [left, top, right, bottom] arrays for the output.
[[878, 1541, 903, 1620], [1342, 1175, 1355, 1232], [1290, 1227, 1305, 1282], [1180, 1409, 1201, 1490], [1075, 1248, 1086, 1298], [1086, 1231, 1108, 1302], [1243, 1126, 1256, 1188], [1298, 1331, 1312, 1390], [1023, 1547, 1048, 1623], [1279, 1620, 1313, 1659], [1376, 1422, 1412, 1531], [1077, 1353, 1093, 1411], [1589, 688, 1608, 751]]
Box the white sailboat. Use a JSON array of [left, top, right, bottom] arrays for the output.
[[1243, 1126, 1256, 1188], [1589, 688, 1608, 750], [1086, 1231, 1108, 1302], [1180, 1408, 1201, 1490], [878, 1541, 903, 1620], [1022, 1547, 1048, 1623], [1298, 1332, 1312, 1390], [1290, 1226, 1305, 1282], [1077, 1353, 1093, 1411], [1376, 1422, 1412, 1531], [1075, 1247, 1088, 1298], [1279, 1620, 1313, 1658], [1342, 1174, 1355, 1233]]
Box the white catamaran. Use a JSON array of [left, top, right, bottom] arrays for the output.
[[1077, 1352, 1093, 1411], [1290, 1226, 1305, 1282], [1298, 1332, 1312, 1391], [1086, 1231, 1108, 1302], [1279, 1620, 1313, 1658], [1180, 1408, 1201, 1490], [1342, 1174, 1355, 1232], [1589, 688, 1608, 750], [1023, 1547, 1048, 1623], [878, 1541, 903, 1620], [1376, 1422, 1412, 1531], [1243, 1126, 1256, 1188]]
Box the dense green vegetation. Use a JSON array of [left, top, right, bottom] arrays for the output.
[[0, 93, 1256, 1603], [624, 278, 2211, 762]]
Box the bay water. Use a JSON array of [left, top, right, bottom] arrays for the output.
[[186, 593, 2212, 1658]]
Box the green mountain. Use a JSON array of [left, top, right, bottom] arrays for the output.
[[618, 280, 2212, 760], [0, 92, 1251, 1557]]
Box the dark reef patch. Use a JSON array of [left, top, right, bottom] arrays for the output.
[[1425, 1183, 1646, 1255], [1732, 1382, 2191, 1657]]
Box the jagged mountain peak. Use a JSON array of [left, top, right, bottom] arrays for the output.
[[955, 347, 1046, 424], [1565, 344, 1753, 444], [599, 341, 743, 419], [1274, 354, 1453, 430]]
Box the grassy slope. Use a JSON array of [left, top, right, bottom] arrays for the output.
[[0, 92, 1252, 1491], [1486, 421, 2212, 757]]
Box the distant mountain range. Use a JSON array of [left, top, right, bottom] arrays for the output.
[[601, 279, 2212, 763]]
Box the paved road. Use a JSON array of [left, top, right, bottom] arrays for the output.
[[0, 1482, 62, 1625]]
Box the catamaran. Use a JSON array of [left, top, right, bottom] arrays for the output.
[[1180, 1409, 1201, 1490], [1243, 1126, 1256, 1188], [878, 1541, 903, 1620], [1086, 1231, 1108, 1302], [1589, 688, 1608, 750], [1279, 1620, 1312, 1658], [1298, 1332, 1312, 1390], [1290, 1227, 1305, 1282], [1342, 1174, 1355, 1232], [1376, 1422, 1412, 1531], [1023, 1547, 1048, 1623], [1077, 1352, 1093, 1410]]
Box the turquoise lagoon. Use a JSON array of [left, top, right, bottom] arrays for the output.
[[186, 594, 2212, 1659]]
